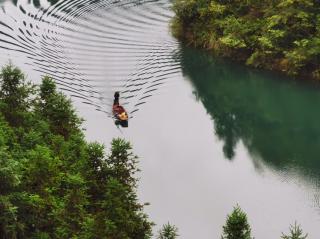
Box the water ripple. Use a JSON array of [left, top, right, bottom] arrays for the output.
[[0, 0, 181, 118]]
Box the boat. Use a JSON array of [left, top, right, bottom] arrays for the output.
[[113, 92, 128, 127]]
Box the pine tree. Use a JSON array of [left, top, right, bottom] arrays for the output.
[[281, 222, 308, 239], [221, 205, 253, 239], [157, 223, 179, 239]]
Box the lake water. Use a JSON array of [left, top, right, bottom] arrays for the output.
[[0, 0, 320, 238]]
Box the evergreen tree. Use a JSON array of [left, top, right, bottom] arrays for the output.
[[0, 65, 153, 238], [221, 205, 253, 239], [157, 223, 179, 239], [281, 222, 308, 239], [0, 64, 35, 127], [37, 76, 82, 139]]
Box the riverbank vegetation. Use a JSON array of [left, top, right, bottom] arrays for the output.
[[0, 64, 152, 238], [172, 0, 320, 80]]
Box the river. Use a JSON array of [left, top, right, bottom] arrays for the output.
[[0, 0, 319, 238]]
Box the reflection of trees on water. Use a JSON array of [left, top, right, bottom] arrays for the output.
[[181, 46, 320, 179]]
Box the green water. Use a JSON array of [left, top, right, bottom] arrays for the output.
[[182, 46, 320, 182], [84, 45, 320, 238]]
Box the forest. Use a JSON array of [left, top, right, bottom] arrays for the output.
[[172, 0, 320, 80], [0, 64, 152, 238]]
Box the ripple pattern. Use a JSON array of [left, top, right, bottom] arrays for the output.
[[0, 0, 181, 117]]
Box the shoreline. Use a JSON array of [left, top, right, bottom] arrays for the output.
[[171, 0, 320, 82]]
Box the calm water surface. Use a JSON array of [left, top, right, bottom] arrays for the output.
[[0, 0, 320, 238]]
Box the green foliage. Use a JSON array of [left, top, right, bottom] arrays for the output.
[[0, 65, 152, 238], [37, 76, 82, 139], [221, 205, 252, 239], [0, 64, 35, 127], [157, 223, 179, 239], [172, 0, 320, 80], [281, 222, 308, 239]]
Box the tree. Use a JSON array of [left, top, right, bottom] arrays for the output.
[[0, 65, 153, 238], [172, 0, 320, 80], [157, 223, 179, 239], [91, 138, 153, 239], [221, 205, 253, 239], [0, 64, 34, 127], [37, 76, 82, 139], [281, 222, 308, 239]]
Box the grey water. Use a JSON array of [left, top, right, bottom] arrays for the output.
[[0, 0, 320, 238]]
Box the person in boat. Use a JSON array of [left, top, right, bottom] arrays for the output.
[[113, 92, 128, 127]]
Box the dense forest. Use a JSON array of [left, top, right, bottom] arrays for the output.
[[172, 0, 320, 80], [0, 64, 152, 238]]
